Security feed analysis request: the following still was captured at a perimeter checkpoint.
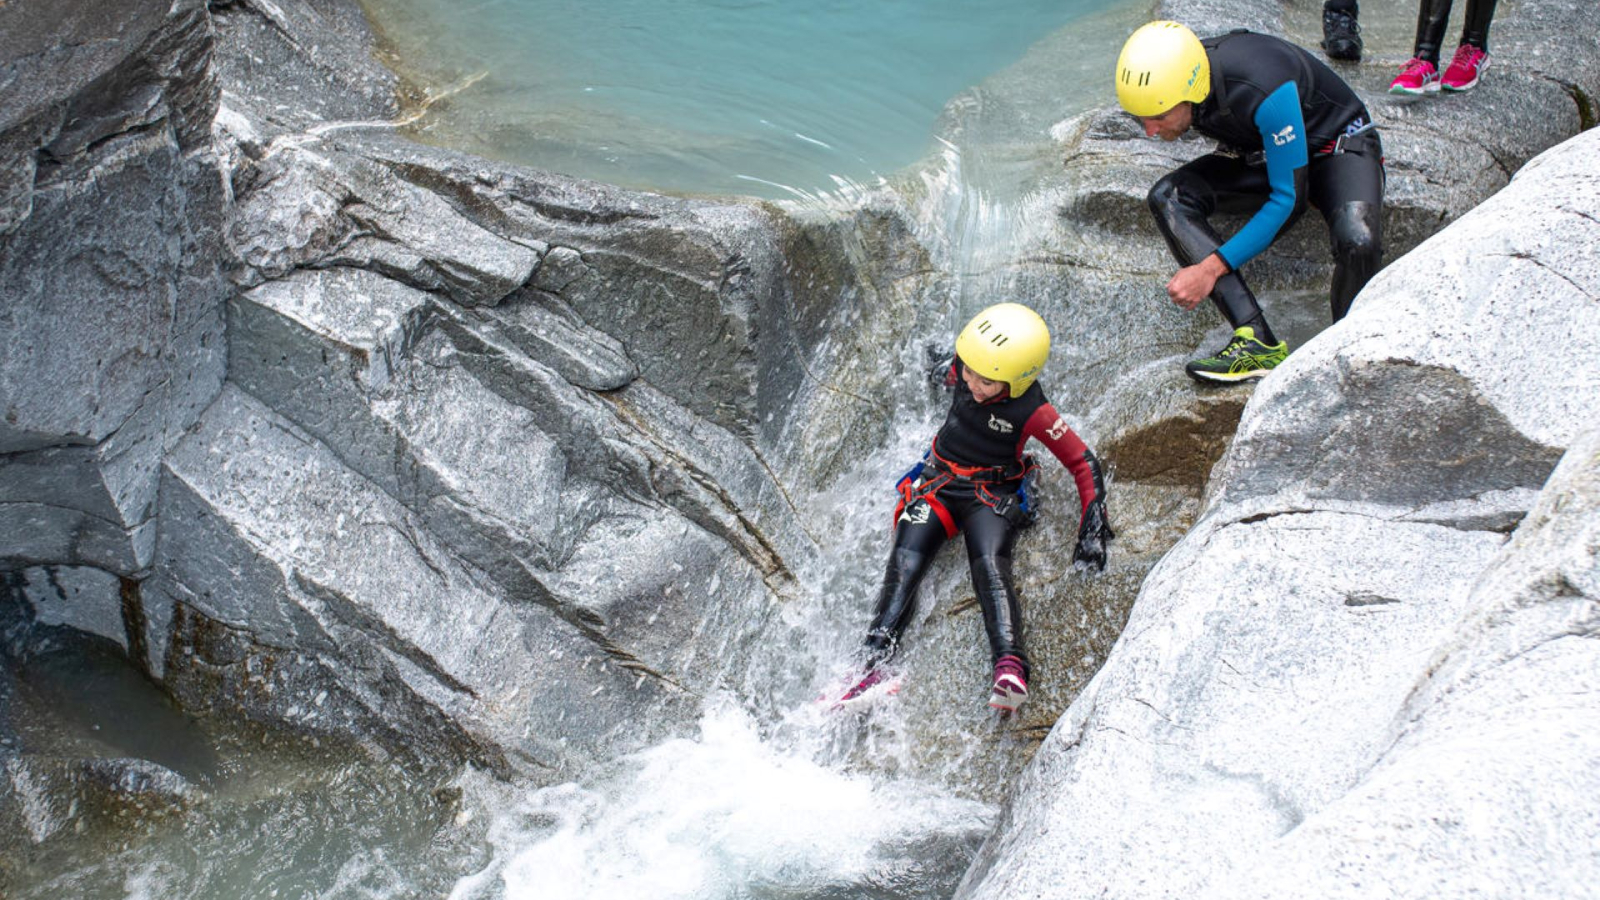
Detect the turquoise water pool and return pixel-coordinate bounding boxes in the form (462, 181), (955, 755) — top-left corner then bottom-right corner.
(362, 0), (1122, 198)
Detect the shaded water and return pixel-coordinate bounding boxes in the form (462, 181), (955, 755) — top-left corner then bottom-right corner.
(363, 0), (1123, 199)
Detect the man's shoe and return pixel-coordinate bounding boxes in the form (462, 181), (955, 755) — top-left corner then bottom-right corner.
(1441, 44), (1489, 91)
(1389, 58), (1441, 95)
(1320, 8), (1362, 61)
(1184, 327), (1289, 383)
(988, 655), (1028, 713)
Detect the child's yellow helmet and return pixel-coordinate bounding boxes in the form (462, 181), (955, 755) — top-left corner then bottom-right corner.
(955, 303), (1051, 396)
(1115, 21), (1211, 118)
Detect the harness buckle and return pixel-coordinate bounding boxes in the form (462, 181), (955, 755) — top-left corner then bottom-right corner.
(1330, 119), (1377, 156)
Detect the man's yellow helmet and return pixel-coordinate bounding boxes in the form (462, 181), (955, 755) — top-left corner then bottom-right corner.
(1115, 21), (1211, 118)
(955, 303), (1050, 397)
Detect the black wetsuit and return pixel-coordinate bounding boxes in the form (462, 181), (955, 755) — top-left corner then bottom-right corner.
(1148, 30), (1385, 337)
(862, 363), (1104, 679)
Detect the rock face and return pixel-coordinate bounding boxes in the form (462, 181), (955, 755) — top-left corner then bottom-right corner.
(954, 124), (1600, 900)
(3, 0), (821, 782)
(1, 0), (226, 584)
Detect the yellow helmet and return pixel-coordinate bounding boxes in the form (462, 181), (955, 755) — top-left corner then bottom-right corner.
(955, 303), (1050, 396)
(1115, 21), (1211, 117)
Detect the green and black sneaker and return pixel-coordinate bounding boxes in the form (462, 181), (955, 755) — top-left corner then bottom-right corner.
(1184, 327), (1289, 383)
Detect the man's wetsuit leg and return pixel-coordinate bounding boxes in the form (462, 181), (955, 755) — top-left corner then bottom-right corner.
(863, 504), (949, 665)
(1309, 132), (1385, 321)
(1148, 154), (1307, 342)
(959, 498), (1028, 677)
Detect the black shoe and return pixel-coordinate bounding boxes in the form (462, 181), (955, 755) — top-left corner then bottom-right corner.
(1321, 8), (1362, 61)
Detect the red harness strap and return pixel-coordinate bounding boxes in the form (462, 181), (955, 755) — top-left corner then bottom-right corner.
(893, 472), (959, 538)
(928, 446), (1024, 483)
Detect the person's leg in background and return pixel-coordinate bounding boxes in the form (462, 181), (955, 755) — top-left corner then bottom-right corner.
(1322, 0), (1362, 62)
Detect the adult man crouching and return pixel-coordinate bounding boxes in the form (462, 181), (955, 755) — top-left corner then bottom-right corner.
(1116, 21), (1385, 382)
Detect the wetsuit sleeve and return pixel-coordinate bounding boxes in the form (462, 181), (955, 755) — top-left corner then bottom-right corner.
(938, 358), (959, 388)
(1022, 403), (1098, 511)
(1215, 81), (1311, 271)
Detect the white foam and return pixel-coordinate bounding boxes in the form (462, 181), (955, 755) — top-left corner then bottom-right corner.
(450, 698), (992, 900)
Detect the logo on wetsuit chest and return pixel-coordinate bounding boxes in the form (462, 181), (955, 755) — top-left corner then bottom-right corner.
(987, 414), (1014, 434)
(1272, 125), (1298, 146)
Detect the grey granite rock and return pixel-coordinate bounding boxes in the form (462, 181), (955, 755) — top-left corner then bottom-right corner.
(336, 131), (800, 442)
(226, 139), (542, 305)
(153, 383), (704, 775)
(3, 566), (129, 652)
(1, 752), (200, 848)
(209, 0), (399, 132)
(457, 291), (639, 392)
(1205, 424), (1600, 900)
(1210, 124), (1600, 521)
(1, 0), (228, 578)
(5, 0), (1600, 880)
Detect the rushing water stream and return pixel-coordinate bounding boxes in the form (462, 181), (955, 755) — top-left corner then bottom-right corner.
(5, 1), (1147, 897)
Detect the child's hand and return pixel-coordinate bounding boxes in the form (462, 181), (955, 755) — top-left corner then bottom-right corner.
(1073, 499), (1114, 570)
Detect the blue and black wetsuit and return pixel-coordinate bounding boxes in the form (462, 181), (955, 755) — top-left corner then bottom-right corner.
(1148, 30), (1385, 336)
(862, 361), (1105, 679)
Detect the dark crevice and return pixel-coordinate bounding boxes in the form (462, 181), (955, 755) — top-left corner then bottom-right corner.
(120, 577), (151, 677)
(1545, 76), (1598, 131)
(1345, 592), (1402, 608)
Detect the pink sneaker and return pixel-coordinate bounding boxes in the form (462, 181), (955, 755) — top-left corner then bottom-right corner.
(1441, 44), (1489, 91)
(1389, 58), (1440, 95)
(839, 667), (888, 703)
(988, 655), (1028, 713)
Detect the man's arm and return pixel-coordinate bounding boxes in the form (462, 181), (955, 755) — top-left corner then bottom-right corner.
(1217, 80), (1311, 269)
(1166, 82), (1310, 308)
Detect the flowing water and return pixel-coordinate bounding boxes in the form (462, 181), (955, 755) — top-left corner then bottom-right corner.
(5, 1), (1150, 897)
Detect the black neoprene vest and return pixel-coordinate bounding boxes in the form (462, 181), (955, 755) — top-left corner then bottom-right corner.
(1194, 30), (1371, 152)
(931, 374), (1046, 470)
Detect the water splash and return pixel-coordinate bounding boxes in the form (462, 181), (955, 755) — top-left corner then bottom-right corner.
(448, 697), (993, 900)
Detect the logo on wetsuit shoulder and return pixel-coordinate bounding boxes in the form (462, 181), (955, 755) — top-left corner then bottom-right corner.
(1272, 125), (1298, 146)
(1046, 418), (1070, 441)
(987, 414), (1014, 434)
(900, 501), (931, 525)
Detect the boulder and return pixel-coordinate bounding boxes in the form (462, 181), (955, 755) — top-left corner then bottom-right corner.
(1208, 424), (1600, 898)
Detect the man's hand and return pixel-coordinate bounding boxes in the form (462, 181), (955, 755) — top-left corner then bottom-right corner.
(1166, 253), (1231, 310)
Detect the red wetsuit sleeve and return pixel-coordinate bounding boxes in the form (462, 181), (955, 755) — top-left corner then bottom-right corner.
(1022, 402), (1098, 511)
